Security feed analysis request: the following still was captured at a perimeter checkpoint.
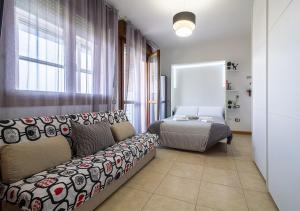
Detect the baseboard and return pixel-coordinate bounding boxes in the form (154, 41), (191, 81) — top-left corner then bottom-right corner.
(232, 131), (252, 135)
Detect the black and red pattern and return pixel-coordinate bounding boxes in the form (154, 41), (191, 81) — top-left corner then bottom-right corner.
(0, 110), (128, 145)
(0, 133), (158, 211)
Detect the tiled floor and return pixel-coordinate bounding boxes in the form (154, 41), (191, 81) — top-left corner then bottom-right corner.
(95, 135), (278, 211)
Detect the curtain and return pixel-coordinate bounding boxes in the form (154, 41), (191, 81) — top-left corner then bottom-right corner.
(124, 23), (147, 133)
(0, 0), (3, 36)
(0, 0), (118, 119)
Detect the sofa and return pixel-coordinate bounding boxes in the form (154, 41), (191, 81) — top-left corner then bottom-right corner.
(0, 110), (158, 211)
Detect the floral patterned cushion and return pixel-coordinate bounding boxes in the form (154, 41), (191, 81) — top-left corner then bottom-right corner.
(0, 133), (158, 211)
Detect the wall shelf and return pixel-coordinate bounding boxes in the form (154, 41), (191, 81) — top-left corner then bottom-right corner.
(226, 70), (240, 72)
(226, 90), (239, 92)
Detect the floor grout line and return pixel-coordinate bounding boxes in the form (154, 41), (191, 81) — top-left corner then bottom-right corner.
(234, 156), (251, 211)
(194, 160), (206, 210)
(140, 159), (175, 211)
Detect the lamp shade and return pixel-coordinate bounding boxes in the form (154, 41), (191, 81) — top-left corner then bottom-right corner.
(173, 11), (196, 37)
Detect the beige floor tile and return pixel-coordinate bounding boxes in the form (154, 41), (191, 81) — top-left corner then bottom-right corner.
(205, 143), (234, 158)
(142, 158), (173, 175)
(143, 194), (195, 211)
(168, 162), (204, 180)
(239, 173), (267, 192)
(232, 134), (252, 143)
(244, 190), (278, 211)
(155, 175), (200, 203)
(175, 151), (205, 165)
(156, 147), (181, 161)
(202, 167), (241, 188)
(196, 206), (220, 211)
(235, 160), (260, 175)
(232, 140), (252, 147)
(95, 187), (151, 211)
(197, 182), (248, 211)
(204, 157), (236, 171)
(125, 169), (165, 193)
(232, 151), (253, 161)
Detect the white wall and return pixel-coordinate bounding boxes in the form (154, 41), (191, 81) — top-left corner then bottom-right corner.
(161, 36), (252, 131)
(252, 0), (267, 179)
(171, 64), (225, 111)
(268, 0), (300, 210)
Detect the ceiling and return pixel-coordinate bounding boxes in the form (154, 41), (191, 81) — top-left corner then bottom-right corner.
(108, 0), (253, 48)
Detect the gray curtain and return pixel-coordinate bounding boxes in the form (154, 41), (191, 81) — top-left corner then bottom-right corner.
(124, 22), (147, 132)
(0, 0), (3, 36)
(0, 0), (118, 119)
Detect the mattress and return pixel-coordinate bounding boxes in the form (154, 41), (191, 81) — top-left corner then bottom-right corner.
(151, 116), (232, 152)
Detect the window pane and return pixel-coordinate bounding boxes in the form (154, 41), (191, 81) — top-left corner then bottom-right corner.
(87, 73), (93, 94)
(18, 60), (64, 92)
(18, 30), (30, 57)
(18, 60), (30, 90)
(125, 104), (134, 123)
(16, 3), (65, 93)
(76, 36), (93, 94)
(150, 103), (158, 124)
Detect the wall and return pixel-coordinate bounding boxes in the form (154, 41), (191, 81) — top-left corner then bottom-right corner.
(161, 36), (252, 131)
(267, 0), (300, 210)
(171, 64), (225, 111)
(252, 0), (267, 179)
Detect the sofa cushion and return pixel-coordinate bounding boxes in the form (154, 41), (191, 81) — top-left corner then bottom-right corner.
(0, 135), (71, 184)
(110, 122), (136, 142)
(0, 110), (128, 146)
(0, 133), (158, 211)
(71, 121), (115, 157)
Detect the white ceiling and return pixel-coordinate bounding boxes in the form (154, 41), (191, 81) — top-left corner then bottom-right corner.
(108, 0), (253, 48)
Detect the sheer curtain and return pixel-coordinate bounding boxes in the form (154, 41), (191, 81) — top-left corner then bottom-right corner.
(0, 0), (118, 119)
(124, 23), (147, 133)
(0, 0), (3, 36)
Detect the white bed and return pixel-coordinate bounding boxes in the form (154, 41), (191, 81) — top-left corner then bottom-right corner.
(149, 106), (232, 152)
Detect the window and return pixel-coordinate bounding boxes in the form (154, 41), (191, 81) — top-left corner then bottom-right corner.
(76, 36), (93, 94)
(123, 43), (135, 123)
(15, 0), (94, 94)
(16, 4), (65, 92)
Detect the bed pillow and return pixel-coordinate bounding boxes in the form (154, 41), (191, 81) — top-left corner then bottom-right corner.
(175, 106), (198, 116)
(197, 106), (224, 118)
(71, 121), (115, 157)
(110, 122), (136, 142)
(0, 135), (71, 184)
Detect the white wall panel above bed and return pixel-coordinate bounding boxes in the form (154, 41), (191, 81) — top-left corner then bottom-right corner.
(171, 63), (226, 113)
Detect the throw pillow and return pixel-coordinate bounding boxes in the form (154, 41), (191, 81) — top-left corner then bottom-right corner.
(1, 135), (71, 184)
(110, 121), (136, 142)
(70, 121), (115, 157)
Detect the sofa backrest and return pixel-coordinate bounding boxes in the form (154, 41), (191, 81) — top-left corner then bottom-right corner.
(0, 110), (128, 146)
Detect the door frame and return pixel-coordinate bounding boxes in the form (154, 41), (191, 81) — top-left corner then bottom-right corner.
(146, 50), (160, 127)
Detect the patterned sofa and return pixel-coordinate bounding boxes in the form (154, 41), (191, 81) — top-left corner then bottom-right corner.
(0, 110), (158, 211)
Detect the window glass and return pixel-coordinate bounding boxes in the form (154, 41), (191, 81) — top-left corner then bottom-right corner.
(16, 3), (65, 92)
(15, 1), (94, 94)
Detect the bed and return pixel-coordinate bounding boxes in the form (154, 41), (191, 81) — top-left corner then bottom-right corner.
(149, 106), (232, 152)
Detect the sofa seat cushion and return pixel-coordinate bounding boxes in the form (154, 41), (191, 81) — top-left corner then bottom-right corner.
(0, 133), (158, 211)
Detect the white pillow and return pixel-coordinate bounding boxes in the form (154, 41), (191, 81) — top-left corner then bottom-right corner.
(173, 115), (189, 121)
(175, 106), (198, 116)
(197, 106), (224, 118)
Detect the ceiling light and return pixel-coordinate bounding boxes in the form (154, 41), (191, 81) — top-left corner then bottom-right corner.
(173, 11), (196, 37)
